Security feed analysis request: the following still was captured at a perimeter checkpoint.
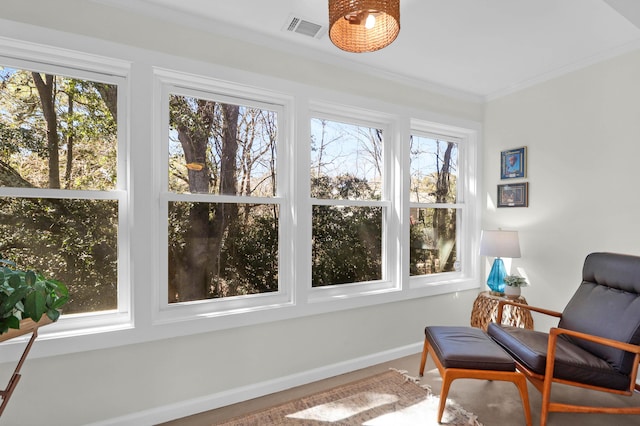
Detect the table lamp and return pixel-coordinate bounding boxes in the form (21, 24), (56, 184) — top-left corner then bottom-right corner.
(480, 230), (521, 293)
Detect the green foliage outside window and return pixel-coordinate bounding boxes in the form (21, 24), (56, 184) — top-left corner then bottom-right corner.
(0, 67), (119, 315)
(167, 95), (280, 302)
(310, 118), (384, 287)
(409, 136), (459, 275)
(0, 64), (463, 315)
(312, 203), (382, 287)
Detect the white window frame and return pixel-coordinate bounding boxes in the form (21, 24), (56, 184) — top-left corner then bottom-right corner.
(152, 68), (295, 325)
(0, 40), (132, 336)
(408, 119), (480, 291)
(0, 32), (481, 361)
(306, 101), (399, 303)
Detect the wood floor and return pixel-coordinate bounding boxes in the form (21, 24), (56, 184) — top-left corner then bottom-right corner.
(160, 352), (640, 426)
(160, 354), (421, 425)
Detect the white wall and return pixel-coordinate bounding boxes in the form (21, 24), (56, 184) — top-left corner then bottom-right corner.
(0, 2), (483, 425)
(2, 294), (476, 425)
(484, 48), (640, 329)
(7, 1), (640, 424)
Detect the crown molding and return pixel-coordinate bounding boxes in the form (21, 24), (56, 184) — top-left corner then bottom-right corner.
(486, 38), (640, 102)
(93, 0), (484, 104)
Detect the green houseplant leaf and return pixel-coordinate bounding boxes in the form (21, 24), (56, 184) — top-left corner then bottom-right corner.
(24, 270), (36, 287)
(4, 315), (20, 331)
(504, 274), (528, 287)
(0, 286), (29, 314)
(46, 308), (60, 322)
(24, 290), (46, 322)
(0, 259), (68, 333)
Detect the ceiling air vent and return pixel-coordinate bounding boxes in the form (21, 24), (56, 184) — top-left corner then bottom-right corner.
(283, 15), (326, 39)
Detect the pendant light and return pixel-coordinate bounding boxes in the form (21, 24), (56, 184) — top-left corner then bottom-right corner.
(328, 0), (400, 53)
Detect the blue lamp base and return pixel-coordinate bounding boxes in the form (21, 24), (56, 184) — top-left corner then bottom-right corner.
(487, 258), (507, 293)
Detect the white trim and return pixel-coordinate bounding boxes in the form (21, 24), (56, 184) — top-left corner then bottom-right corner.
(310, 198), (391, 207)
(153, 67), (294, 107)
(309, 99), (398, 127)
(410, 202), (462, 209)
(84, 341), (423, 426)
(152, 69), (296, 324)
(0, 35), (130, 78)
(161, 193), (283, 205)
(308, 282), (401, 305)
(94, 0), (484, 104)
(407, 119), (481, 290)
(306, 102), (396, 298)
(486, 39), (640, 101)
(0, 187), (125, 200)
(0, 40), (133, 348)
(0, 27), (482, 363)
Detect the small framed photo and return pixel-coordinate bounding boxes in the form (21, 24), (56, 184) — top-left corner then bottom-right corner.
(501, 147), (527, 179)
(497, 183), (529, 208)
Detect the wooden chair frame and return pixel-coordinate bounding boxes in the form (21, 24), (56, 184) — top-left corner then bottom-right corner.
(496, 299), (640, 426)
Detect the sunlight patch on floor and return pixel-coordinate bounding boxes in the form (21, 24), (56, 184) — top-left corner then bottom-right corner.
(365, 398), (453, 425)
(286, 392), (399, 422)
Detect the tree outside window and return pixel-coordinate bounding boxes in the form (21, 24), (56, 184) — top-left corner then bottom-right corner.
(167, 94), (279, 303)
(0, 66), (119, 314)
(409, 135), (459, 276)
(310, 117), (384, 287)
(0, 48), (479, 352)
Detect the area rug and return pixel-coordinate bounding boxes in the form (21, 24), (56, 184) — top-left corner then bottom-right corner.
(216, 369), (482, 425)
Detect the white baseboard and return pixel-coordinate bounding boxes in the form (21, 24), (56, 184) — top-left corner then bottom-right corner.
(87, 341), (423, 426)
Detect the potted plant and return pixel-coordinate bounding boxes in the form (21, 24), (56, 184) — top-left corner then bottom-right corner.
(503, 274), (527, 299)
(0, 259), (69, 335)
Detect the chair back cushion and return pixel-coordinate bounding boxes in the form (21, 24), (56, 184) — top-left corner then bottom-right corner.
(558, 252), (640, 375)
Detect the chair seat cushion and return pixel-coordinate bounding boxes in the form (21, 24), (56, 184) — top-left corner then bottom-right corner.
(488, 323), (631, 391)
(425, 326), (515, 371)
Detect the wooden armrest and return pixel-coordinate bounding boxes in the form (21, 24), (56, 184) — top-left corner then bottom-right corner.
(546, 327), (640, 392)
(550, 327), (640, 355)
(496, 300), (563, 324)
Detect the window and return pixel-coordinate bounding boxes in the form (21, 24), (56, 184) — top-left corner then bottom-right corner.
(409, 120), (477, 286)
(0, 63), (126, 318)
(409, 135), (459, 276)
(309, 109), (392, 294)
(0, 37), (479, 359)
(167, 94), (279, 303)
(156, 70), (292, 318)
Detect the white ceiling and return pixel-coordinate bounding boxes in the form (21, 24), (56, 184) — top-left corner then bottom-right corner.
(99, 0), (640, 100)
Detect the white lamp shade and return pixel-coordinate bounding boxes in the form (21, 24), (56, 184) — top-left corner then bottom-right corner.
(480, 230), (521, 258)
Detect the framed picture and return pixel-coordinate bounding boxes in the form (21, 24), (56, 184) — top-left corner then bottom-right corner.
(501, 147), (527, 179)
(497, 182), (529, 208)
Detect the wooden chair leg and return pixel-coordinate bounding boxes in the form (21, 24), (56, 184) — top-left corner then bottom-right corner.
(419, 337), (429, 376)
(540, 384), (551, 426)
(513, 374), (532, 426)
(438, 371), (454, 423)
(539, 336), (558, 426)
(419, 330), (532, 425)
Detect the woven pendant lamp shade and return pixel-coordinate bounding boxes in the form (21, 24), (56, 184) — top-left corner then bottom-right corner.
(329, 0), (400, 53)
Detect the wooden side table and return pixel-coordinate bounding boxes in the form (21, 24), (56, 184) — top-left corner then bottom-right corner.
(470, 291), (534, 331)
